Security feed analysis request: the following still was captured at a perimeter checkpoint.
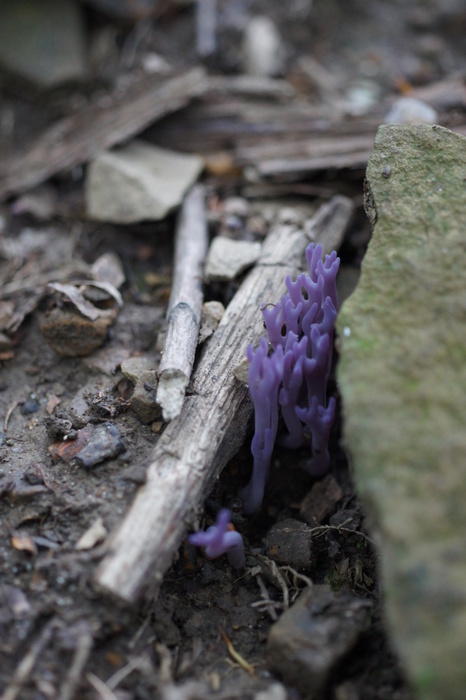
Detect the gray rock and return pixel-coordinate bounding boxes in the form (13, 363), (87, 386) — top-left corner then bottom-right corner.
(299, 474), (343, 525)
(75, 422), (125, 469)
(205, 237), (261, 281)
(264, 518), (313, 572)
(267, 585), (371, 700)
(121, 356), (161, 424)
(0, 0), (87, 89)
(85, 141), (204, 224)
(337, 124), (466, 700)
(384, 97), (438, 124)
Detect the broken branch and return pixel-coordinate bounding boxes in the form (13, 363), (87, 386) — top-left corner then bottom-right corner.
(156, 185), (208, 421)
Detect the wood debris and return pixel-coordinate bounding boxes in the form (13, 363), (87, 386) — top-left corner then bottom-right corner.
(156, 185), (209, 422)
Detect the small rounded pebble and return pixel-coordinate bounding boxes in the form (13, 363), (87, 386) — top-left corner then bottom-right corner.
(20, 400), (40, 415)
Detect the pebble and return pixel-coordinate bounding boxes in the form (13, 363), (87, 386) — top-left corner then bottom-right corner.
(267, 585), (372, 700)
(121, 356), (161, 424)
(384, 97), (438, 125)
(20, 400), (40, 415)
(299, 474), (344, 525)
(75, 422), (125, 469)
(264, 518), (313, 572)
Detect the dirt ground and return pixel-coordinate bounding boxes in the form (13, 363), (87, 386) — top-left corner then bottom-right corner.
(0, 1), (465, 698)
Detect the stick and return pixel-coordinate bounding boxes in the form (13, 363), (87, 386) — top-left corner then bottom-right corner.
(156, 185), (208, 421)
(59, 622), (94, 700)
(95, 196), (353, 604)
(0, 68), (207, 201)
(0, 618), (58, 700)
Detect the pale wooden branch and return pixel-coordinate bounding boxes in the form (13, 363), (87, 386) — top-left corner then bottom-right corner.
(156, 185), (208, 421)
(95, 196), (353, 605)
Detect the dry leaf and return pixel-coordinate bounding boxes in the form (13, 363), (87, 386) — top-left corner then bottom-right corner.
(11, 532), (37, 555)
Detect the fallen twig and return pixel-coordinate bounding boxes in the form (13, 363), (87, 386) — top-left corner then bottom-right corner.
(156, 185), (208, 421)
(86, 673), (119, 700)
(95, 196), (353, 604)
(59, 622), (94, 700)
(0, 618), (58, 700)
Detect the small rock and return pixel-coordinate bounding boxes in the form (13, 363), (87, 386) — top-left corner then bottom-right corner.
(83, 346), (131, 376)
(242, 16), (285, 77)
(75, 422), (125, 469)
(264, 518), (313, 572)
(43, 416), (74, 441)
(205, 237), (261, 281)
(20, 400), (40, 415)
(120, 356), (154, 384)
(328, 509), (362, 532)
(91, 252), (125, 289)
(66, 385), (95, 429)
(0, 0), (87, 89)
(199, 301), (225, 343)
(267, 585), (371, 700)
(299, 474), (344, 525)
(49, 425), (92, 463)
(76, 517), (107, 550)
(254, 683), (288, 700)
(384, 97), (438, 125)
(223, 197), (251, 218)
(40, 306), (116, 357)
(85, 141), (204, 224)
(121, 356), (161, 423)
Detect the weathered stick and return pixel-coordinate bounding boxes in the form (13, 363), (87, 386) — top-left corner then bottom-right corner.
(95, 196), (353, 604)
(0, 67), (207, 201)
(156, 185), (208, 421)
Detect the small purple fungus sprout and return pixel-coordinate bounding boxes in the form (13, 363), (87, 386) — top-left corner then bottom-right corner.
(188, 509), (245, 569)
(241, 243), (340, 514)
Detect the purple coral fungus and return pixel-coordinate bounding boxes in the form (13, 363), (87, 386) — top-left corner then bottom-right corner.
(188, 509), (245, 569)
(241, 243), (340, 514)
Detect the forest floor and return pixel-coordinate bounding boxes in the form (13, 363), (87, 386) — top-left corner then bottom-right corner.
(0, 1), (465, 698)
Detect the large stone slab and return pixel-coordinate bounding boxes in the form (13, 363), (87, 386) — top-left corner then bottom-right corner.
(85, 141), (204, 224)
(337, 124), (466, 700)
(0, 0), (87, 89)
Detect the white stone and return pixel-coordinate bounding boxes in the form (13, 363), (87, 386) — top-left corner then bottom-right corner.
(205, 237), (261, 281)
(384, 97), (438, 125)
(242, 16), (285, 77)
(85, 141), (204, 223)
